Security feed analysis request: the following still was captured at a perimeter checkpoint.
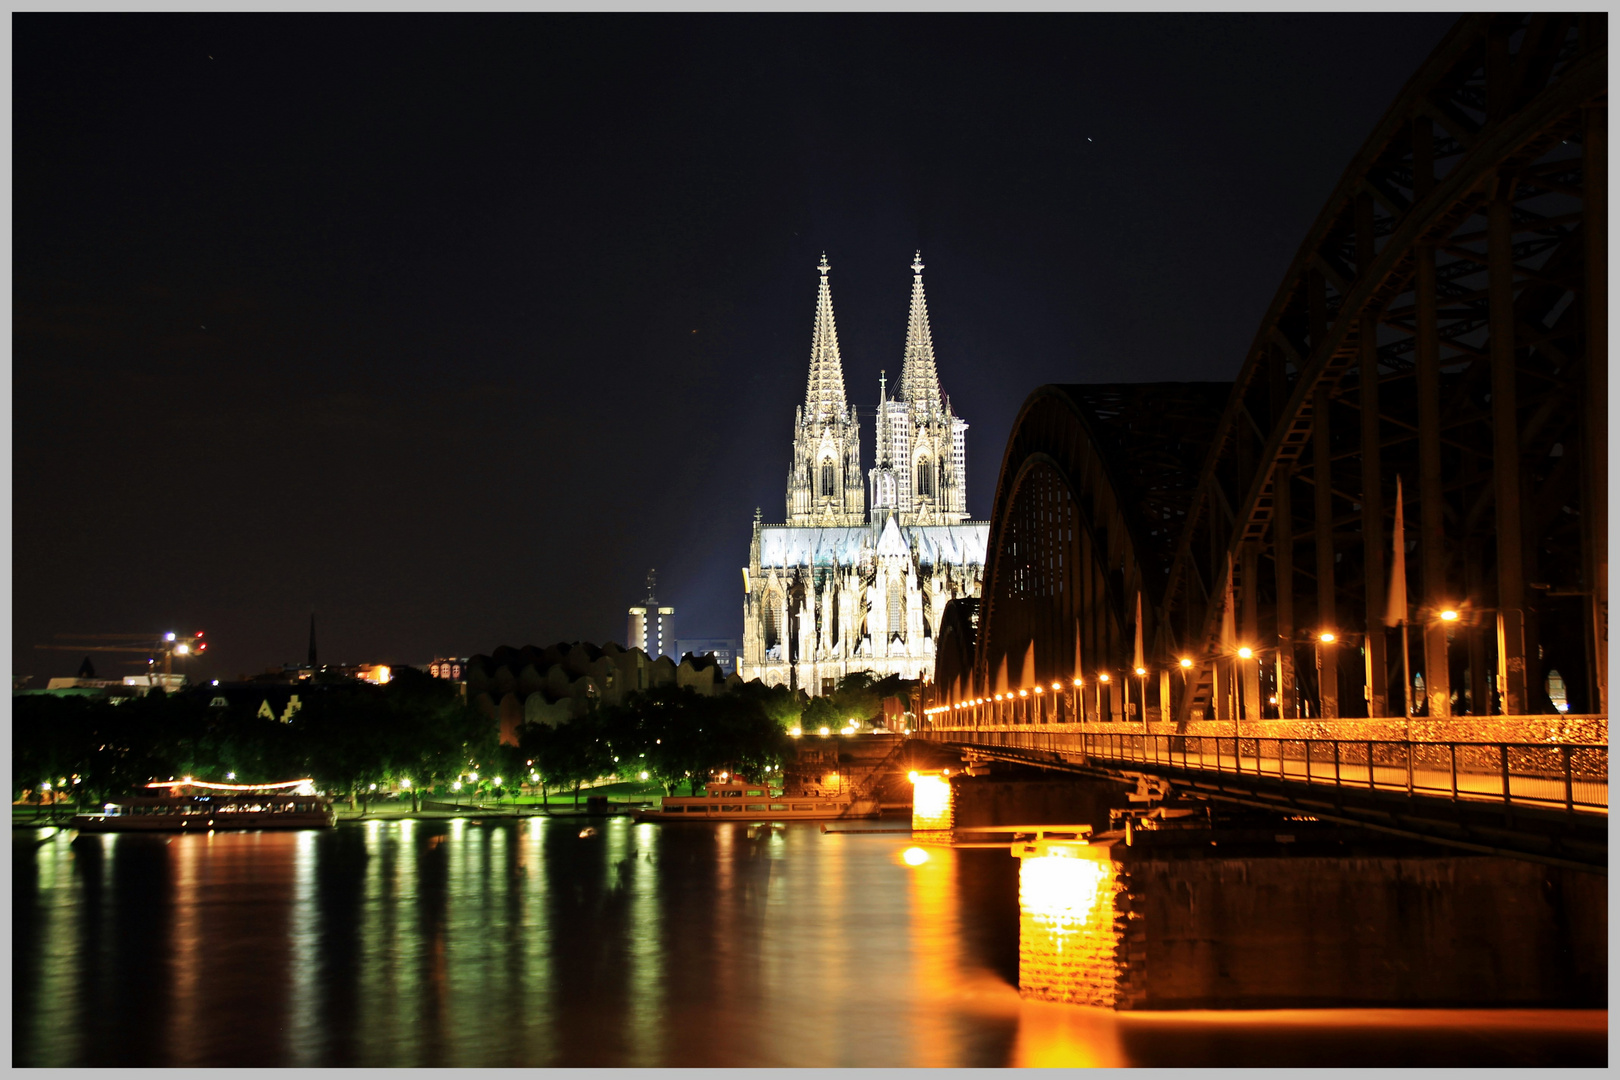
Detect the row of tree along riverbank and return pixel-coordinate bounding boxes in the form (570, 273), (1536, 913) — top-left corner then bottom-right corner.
(13, 665), (917, 809)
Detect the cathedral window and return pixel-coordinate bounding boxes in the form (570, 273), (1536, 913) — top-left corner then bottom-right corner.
(916, 456), (932, 498)
(888, 580), (904, 637)
(764, 593), (782, 650)
(820, 461), (835, 497)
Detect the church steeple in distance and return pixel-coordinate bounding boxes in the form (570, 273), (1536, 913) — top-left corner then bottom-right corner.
(804, 253), (848, 420)
(787, 253), (864, 526)
(898, 251), (944, 414)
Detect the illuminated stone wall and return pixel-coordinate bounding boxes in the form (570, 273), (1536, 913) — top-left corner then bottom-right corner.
(1016, 843), (1143, 1008)
(910, 773), (954, 833)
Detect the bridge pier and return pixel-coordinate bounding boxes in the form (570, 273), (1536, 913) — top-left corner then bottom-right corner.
(1011, 823), (1606, 1011)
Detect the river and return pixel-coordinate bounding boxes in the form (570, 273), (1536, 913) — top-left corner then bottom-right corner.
(13, 818), (1604, 1066)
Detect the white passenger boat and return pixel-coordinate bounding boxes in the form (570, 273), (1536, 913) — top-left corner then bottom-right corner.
(635, 776), (879, 822)
(71, 793), (337, 832)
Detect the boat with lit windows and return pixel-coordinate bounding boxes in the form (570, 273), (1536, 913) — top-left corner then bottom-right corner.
(635, 775), (879, 822)
(70, 778), (336, 832)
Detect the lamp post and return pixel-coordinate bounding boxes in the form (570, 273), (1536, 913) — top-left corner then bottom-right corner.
(1315, 632), (1337, 720)
(1135, 666), (1148, 727)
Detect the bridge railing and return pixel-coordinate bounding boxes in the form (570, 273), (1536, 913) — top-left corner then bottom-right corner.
(923, 727), (1608, 816)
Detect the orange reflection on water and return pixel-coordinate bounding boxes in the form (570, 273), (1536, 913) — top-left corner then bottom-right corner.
(905, 840), (961, 1067)
(1011, 998), (1126, 1067)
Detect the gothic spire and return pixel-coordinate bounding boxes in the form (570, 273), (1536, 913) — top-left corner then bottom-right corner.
(803, 253), (848, 419)
(898, 251), (943, 412)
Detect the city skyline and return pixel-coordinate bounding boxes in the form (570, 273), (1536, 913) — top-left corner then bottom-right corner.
(14, 14), (1459, 679)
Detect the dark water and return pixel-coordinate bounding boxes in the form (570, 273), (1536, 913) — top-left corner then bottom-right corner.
(13, 819), (1605, 1067)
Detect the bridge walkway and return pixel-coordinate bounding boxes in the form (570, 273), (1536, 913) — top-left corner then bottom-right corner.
(919, 726), (1607, 873)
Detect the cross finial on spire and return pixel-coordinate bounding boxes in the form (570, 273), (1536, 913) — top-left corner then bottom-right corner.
(818, 252), (830, 276)
(912, 251), (924, 276)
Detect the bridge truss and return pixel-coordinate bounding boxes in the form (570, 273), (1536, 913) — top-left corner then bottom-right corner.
(942, 14), (1606, 729)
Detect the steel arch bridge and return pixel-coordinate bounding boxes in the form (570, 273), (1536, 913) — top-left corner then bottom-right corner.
(934, 12), (1605, 729)
(920, 15), (1606, 865)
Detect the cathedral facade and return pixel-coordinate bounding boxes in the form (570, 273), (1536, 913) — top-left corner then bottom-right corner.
(740, 253), (988, 695)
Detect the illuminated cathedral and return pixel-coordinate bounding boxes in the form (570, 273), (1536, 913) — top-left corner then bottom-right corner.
(740, 253), (987, 695)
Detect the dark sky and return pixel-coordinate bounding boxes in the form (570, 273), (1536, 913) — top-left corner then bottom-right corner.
(14, 13), (1460, 681)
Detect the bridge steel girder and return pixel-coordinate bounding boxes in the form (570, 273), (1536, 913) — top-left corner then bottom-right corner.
(935, 14), (1606, 735)
(1154, 13), (1607, 724)
(969, 383), (1226, 721)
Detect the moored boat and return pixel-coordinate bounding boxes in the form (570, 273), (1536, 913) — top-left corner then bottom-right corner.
(71, 792), (336, 832)
(635, 776), (879, 822)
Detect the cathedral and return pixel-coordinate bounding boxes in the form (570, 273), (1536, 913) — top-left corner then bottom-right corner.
(739, 253), (988, 695)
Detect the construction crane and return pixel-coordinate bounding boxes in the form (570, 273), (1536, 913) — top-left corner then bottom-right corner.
(35, 631), (208, 686)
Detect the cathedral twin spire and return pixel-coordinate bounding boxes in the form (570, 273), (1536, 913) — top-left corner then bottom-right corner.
(789, 251), (968, 527)
(897, 252), (944, 415)
(804, 253), (848, 420)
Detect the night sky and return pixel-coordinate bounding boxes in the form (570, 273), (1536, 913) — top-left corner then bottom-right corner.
(14, 14), (1460, 681)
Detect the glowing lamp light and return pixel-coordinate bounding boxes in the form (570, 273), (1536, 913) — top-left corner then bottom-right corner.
(994, 694), (1004, 702)
(1072, 679), (1082, 688)
(1440, 609), (1460, 622)
(1319, 631), (1337, 644)
(1052, 682), (1063, 691)
(174, 644), (190, 655)
(226, 772), (236, 780)
(902, 847), (930, 866)
(639, 771), (649, 780)
(789, 726), (802, 737)
(1237, 646), (1253, 660)
(468, 772), (478, 782)
(1033, 686), (1042, 694)
(818, 726), (830, 737)
(452, 781), (462, 791)
(1179, 658), (1193, 669)
(493, 777), (503, 786)
(1098, 674), (1110, 684)
(1135, 667), (1147, 676)
(908, 771), (920, 783)
(40, 782), (51, 792)
(164, 633), (177, 642)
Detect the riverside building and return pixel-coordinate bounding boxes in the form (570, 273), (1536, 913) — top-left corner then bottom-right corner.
(740, 253), (988, 695)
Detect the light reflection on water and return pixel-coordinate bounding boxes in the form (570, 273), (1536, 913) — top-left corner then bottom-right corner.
(12, 822), (1606, 1067)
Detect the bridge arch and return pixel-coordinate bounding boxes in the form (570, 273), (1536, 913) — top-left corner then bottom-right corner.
(936, 14), (1606, 728)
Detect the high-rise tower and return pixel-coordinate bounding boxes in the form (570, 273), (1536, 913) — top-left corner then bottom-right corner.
(786, 255), (865, 526)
